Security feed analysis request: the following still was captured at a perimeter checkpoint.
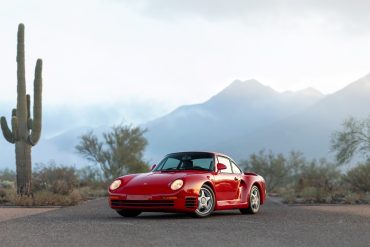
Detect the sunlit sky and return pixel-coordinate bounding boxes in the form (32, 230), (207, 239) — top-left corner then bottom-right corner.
(1, 0), (370, 123)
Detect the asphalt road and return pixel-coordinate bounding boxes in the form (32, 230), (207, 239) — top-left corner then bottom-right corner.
(0, 198), (369, 247)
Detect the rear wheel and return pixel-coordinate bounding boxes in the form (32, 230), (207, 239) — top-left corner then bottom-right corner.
(240, 185), (260, 214)
(193, 184), (215, 218)
(116, 210), (141, 217)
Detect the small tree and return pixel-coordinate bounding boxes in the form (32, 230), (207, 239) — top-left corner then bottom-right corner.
(331, 116), (370, 164)
(76, 125), (149, 181)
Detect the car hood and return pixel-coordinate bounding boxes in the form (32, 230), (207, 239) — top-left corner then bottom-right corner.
(118, 171), (207, 195)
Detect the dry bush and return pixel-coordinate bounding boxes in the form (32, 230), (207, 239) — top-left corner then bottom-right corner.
(33, 163), (79, 195)
(343, 161), (370, 193)
(78, 186), (107, 200)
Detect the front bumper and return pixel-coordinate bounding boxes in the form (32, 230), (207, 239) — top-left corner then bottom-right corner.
(109, 191), (198, 213)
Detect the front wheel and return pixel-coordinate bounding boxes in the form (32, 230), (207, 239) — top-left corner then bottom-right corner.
(193, 184), (215, 218)
(116, 210), (141, 217)
(240, 185), (260, 214)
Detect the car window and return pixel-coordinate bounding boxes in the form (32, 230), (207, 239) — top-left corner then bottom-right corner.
(155, 152), (214, 171)
(193, 158), (214, 170)
(231, 161), (242, 174)
(217, 156), (232, 173)
(161, 157), (181, 170)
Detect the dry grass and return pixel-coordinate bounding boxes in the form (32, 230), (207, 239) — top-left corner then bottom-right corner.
(1, 188), (84, 206)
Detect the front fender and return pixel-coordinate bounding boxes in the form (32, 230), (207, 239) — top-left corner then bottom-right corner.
(182, 174), (214, 196)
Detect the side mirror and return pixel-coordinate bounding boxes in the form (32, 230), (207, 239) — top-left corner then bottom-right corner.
(217, 163), (227, 172)
(151, 164), (157, 171)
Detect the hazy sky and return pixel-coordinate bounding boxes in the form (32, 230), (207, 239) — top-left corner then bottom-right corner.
(1, 0), (370, 123)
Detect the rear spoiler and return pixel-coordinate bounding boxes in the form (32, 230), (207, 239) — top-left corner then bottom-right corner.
(244, 171), (258, 176)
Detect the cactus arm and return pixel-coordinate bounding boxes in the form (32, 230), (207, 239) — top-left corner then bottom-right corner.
(28, 59), (42, 146)
(1, 117), (15, 143)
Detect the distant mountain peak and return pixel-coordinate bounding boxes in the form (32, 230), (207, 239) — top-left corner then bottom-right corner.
(227, 78), (271, 89)
(296, 87), (324, 97)
(203, 79), (278, 106)
(219, 79), (277, 96)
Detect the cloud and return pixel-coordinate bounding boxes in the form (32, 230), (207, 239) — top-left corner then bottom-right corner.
(123, 0), (370, 34)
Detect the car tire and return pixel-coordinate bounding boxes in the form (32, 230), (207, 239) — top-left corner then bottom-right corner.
(116, 210), (142, 217)
(193, 184), (216, 218)
(240, 185), (260, 214)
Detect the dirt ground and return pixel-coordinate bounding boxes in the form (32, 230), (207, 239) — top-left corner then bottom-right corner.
(0, 208), (58, 222)
(300, 204), (370, 218)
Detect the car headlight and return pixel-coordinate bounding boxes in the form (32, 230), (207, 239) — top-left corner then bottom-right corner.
(109, 179), (122, 191)
(170, 179), (184, 190)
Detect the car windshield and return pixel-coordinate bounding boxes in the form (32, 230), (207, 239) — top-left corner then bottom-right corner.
(154, 152), (214, 172)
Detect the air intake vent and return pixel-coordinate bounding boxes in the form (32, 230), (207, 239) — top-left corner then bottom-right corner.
(111, 200), (175, 207)
(185, 197), (197, 208)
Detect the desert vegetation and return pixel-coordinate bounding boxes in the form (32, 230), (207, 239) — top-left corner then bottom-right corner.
(0, 124), (149, 206)
(75, 125), (149, 181)
(241, 116), (370, 204)
(241, 151), (370, 204)
(0, 163), (107, 206)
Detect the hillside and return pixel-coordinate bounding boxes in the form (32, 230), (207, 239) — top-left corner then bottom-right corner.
(143, 79), (324, 162)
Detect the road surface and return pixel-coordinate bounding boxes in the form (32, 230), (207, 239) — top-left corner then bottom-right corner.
(0, 198), (369, 247)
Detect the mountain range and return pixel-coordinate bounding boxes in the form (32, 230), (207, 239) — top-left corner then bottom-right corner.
(144, 74), (370, 163)
(1, 73), (370, 169)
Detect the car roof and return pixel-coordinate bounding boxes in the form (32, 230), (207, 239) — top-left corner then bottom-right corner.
(166, 151), (232, 159)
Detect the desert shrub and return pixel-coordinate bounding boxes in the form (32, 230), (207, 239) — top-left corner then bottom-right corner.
(33, 190), (82, 206)
(33, 162), (79, 195)
(1, 188), (82, 206)
(6, 190), (33, 206)
(0, 169), (16, 189)
(0, 169), (16, 181)
(0, 180), (15, 189)
(294, 159), (341, 202)
(343, 161), (370, 192)
(241, 150), (289, 192)
(0, 188), (6, 202)
(79, 186), (107, 199)
(78, 166), (104, 189)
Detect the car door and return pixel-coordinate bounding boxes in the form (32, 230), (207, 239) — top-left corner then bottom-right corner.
(214, 156), (240, 201)
(230, 160), (243, 200)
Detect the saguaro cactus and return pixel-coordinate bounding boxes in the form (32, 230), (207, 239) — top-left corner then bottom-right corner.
(1, 24), (42, 196)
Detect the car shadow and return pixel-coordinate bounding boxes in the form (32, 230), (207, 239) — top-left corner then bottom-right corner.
(109, 210), (245, 221)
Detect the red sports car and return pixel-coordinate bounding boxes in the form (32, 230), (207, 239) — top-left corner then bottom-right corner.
(109, 151), (266, 218)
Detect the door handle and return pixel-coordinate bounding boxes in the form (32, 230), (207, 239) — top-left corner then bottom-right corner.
(234, 177), (240, 181)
